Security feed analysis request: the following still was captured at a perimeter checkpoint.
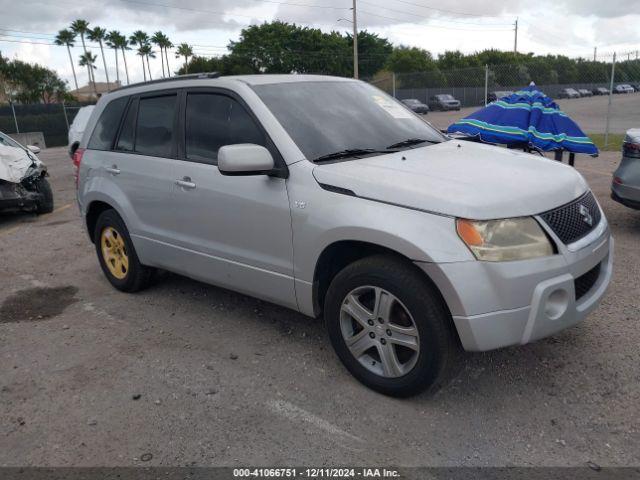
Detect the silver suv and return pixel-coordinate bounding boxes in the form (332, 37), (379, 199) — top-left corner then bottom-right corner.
(76, 74), (613, 397)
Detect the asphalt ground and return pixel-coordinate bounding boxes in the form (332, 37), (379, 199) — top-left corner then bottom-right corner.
(0, 146), (638, 467)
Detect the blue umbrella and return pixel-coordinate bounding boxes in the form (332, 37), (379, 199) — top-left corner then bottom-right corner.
(447, 83), (598, 155)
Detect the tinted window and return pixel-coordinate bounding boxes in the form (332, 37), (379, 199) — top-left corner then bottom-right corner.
(116, 99), (136, 152)
(135, 95), (176, 157)
(185, 93), (265, 163)
(88, 97), (128, 150)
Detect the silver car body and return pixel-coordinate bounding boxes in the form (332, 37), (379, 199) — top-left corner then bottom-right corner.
(612, 128), (640, 209)
(77, 74), (613, 352)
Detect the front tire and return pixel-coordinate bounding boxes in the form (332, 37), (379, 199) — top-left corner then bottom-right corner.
(94, 209), (154, 292)
(324, 255), (459, 397)
(34, 176), (54, 214)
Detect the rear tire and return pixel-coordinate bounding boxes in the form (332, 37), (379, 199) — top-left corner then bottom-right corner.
(324, 254), (459, 397)
(35, 177), (54, 214)
(94, 209), (154, 292)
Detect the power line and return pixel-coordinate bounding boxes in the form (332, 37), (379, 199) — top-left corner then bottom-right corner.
(358, 0), (513, 26)
(358, 9), (513, 31)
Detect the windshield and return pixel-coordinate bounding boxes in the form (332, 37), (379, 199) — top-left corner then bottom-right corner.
(0, 132), (23, 150)
(437, 94), (454, 100)
(252, 80), (445, 161)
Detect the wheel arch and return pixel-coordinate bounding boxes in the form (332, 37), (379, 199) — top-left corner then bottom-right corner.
(311, 240), (452, 321)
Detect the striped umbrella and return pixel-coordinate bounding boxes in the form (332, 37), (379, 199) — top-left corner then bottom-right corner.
(447, 83), (598, 155)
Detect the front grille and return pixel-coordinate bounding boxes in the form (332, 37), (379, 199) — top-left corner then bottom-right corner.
(539, 191), (601, 244)
(574, 263), (601, 301)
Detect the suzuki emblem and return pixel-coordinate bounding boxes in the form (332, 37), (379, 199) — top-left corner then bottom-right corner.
(579, 204), (593, 227)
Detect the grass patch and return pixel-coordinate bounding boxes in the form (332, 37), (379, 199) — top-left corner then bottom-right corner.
(589, 133), (624, 152)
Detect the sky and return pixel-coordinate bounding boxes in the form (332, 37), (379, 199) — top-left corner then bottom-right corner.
(0, 0), (639, 89)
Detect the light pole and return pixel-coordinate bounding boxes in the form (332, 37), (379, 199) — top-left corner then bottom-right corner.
(352, 0), (358, 79)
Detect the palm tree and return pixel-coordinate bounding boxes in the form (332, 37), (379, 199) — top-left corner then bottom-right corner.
(70, 19), (91, 87)
(163, 37), (173, 76)
(141, 44), (155, 80)
(129, 30), (149, 82)
(79, 51), (99, 98)
(176, 43), (193, 73)
(117, 34), (131, 85)
(54, 29), (79, 90)
(105, 31), (121, 85)
(87, 26), (110, 90)
(151, 31), (166, 77)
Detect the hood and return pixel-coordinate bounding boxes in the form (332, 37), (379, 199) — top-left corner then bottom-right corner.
(0, 145), (36, 183)
(312, 140), (588, 220)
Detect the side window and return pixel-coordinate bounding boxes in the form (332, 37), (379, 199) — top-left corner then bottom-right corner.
(115, 99), (136, 152)
(229, 99), (265, 146)
(185, 93), (230, 163)
(185, 92), (266, 163)
(87, 97), (128, 150)
(135, 95), (177, 158)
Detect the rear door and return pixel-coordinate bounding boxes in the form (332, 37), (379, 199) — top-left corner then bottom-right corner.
(110, 91), (180, 259)
(166, 88), (296, 308)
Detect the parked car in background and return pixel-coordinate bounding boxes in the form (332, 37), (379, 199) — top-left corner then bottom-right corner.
(578, 89), (593, 97)
(400, 98), (429, 114)
(427, 94), (461, 111)
(592, 87), (609, 95)
(68, 105), (95, 158)
(76, 74), (613, 397)
(487, 90), (514, 102)
(558, 88), (580, 99)
(612, 128), (640, 210)
(0, 131), (53, 214)
(614, 84), (634, 94)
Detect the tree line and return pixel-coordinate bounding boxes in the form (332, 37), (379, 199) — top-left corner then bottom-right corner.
(2, 19), (638, 104)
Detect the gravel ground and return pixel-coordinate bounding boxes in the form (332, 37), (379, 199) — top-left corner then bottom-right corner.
(0, 147), (638, 467)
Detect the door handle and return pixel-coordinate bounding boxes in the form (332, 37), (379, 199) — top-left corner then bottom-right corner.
(176, 176), (196, 189)
(105, 165), (121, 175)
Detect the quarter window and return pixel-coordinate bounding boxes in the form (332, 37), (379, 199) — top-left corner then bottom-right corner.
(185, 93), (265, 163)
(135, 95), (177, 158)
(88, 97), (128, 150)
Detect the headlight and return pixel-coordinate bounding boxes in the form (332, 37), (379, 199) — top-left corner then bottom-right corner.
(456, 217), (554, 261)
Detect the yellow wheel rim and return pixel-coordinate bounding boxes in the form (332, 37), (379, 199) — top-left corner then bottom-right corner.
(100, 226), (129, 280)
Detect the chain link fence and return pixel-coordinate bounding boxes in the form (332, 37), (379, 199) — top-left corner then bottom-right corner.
(371, 55), (640, 149)
(0, 102), (93, 147)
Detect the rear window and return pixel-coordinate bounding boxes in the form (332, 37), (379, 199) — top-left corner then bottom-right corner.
(135, 95), (177, 158)
(88, 97), (128, 150)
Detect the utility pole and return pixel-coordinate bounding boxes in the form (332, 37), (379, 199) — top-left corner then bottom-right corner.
(593, 47), (597, 62)
(513, 18), (518, 54)
(352, 0), (358, 79)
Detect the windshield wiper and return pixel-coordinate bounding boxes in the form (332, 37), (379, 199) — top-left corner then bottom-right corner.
(313, 148), (396, 163)
(386, 138), (436, 149)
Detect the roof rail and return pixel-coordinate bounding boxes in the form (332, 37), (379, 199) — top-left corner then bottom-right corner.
(111, 72), (221, 92)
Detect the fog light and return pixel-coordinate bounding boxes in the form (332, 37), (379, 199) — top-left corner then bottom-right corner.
(544, 289), (569, 320)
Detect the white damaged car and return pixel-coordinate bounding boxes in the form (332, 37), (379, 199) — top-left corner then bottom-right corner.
(0, 131), (53, 214)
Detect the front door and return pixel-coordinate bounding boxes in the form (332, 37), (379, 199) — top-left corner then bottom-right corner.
(166, 90), (296, 309)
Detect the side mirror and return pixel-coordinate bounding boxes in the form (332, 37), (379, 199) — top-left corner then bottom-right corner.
(218, 144), (275, 176)
(28, 145), (41, 154)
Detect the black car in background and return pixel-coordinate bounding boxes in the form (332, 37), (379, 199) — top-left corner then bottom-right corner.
(400, 98), (430, 114)
(427, 94), (461, 111)
(487, 90), (514, 102)
(593, 87), (609, 95)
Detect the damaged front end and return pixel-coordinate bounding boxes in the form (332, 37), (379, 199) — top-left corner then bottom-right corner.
(0, 166), (48, 213)
(0, 142), (52, 214)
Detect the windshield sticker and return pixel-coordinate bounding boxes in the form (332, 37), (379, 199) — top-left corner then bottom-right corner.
(372, 95), (414, 119)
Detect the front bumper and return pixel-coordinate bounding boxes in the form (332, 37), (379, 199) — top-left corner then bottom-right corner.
(419, 219), (613, 351)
